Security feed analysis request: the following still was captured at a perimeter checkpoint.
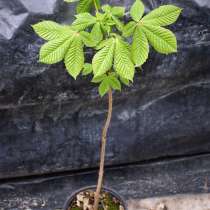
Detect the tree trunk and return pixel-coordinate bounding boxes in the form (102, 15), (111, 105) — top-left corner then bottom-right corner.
(93, 89), (113, 210)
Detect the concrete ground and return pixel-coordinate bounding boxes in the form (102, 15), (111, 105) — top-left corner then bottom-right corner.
(128, 194), (210, 210)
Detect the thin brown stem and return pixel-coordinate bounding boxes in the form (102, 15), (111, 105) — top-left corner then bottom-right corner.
(93, 89), (113, 210)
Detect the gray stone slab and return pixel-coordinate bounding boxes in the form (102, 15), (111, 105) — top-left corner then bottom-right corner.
(0, 154), (210, 209)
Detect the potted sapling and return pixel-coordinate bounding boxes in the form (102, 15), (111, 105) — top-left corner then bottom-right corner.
(32, 0), (182, 209)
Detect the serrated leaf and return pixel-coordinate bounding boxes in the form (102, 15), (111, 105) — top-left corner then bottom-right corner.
(91, 74), (107, 83)
(32, 21), (73, 41)
(99, 79), (110, 97)
(80, 31), (96, 47)
(64, 36), (84, 79)
(108, 75), (121, 90)
(91, 23), (103, 44)
(130, 0), (145, 22)
(72, 13), (96, 30)
(123, 21), (136, 37)
(95, 39), (111, 50)
(111, 6), (125, 17)
(112, 16), (124, 31)
(114, 38), (134, 81)
(141, 5), (182, 26)
(76, 0), (92, 13)
(82, 63), (93, 75)
(39, 36), (71, 64)
(131, 26), (149, 66)
(92, 38), (115, 77)
(142, 24), (177, 54)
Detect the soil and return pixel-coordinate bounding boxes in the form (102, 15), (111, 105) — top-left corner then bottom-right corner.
(68, 189), (125, 210)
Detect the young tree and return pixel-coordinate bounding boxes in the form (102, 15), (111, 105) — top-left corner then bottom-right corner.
(32, 0), (182, 209)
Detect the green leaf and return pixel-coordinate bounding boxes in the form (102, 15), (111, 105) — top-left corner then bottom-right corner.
(114, 38), (134, 81)
(92, 38), (115, 77)
(95, 39), (111, 50)
(131, 26), (149, 66)
(80, 31), (96, 47)
(142, 24), (177, 54)
(91, 74), (107, 83)
(108, 75), (121, 90)
(64, 36), (84, 79)
(112, 16), (124, 31)
(39, 36), (71, 64)
(72, 13), (96, 30)
(102, 5), (111, 13)
(99, 79), (110, 97)
(111, 6), (125, 17)
(130, 0), (145, 22)
(82, 63), (93, 75)
(123, 21), (136, 37)
(120, 77), (130, 86)
(91, 23), (103, 44)
(76, 0), (92, 13)
(101, 24), (111, 34)
(105, 19), (116, 26)
(141, 5), (182, 26)
(32, 21), (73, 41)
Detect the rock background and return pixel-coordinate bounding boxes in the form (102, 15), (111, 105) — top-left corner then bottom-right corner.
(0, 0), (210, 181)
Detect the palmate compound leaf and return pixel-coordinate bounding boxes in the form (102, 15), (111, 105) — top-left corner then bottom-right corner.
(128, 2), (181, 62)
(64, 35), (84, 79)
(130, 0), (145, 22)
(142, 24), (177, 54)
(131, 26), (149, 66)
(39, 36), (72, 64)
(141, 5), (182, 26)
(32, 21), (73, 41)
(114, 38), (135, 81)
(92, 38), (115, 77)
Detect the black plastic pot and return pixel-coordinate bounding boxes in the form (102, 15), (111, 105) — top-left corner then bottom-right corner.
(64, 185), (127, 210)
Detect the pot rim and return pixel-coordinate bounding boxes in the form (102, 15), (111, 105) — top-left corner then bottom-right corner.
(64, 185), (127, 210)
